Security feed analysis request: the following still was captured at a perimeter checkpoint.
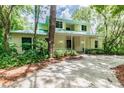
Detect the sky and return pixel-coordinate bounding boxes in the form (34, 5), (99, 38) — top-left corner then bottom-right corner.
(57, 5), (89, 19)
(57, 5), (80, 19)
(27, 5), (88, 23)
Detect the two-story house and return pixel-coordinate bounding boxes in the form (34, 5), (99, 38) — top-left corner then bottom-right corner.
(10, 17), (103, 53)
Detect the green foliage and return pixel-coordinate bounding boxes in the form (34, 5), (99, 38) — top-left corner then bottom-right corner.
(0, 39), (49, 69)
(11, 16), (26, 30)
(0, 50), (42, 69)
(0, 55), (18, 69)
(54, 49), (65, 58)
(35, 39), (48, 58)
(68, 49), (78, 56)
(11, 5), (33, 30)
(110, 46), (124, 55)
(72, 7), (91, 22)
(91, 5), (107, 14)
(0, 30), (3, 51)
(91, 5), (124, 55)
(111, 5), (124, 16)
(85, 48), (105, 55)
(117, 47), (124, 55)
(54, 49), (78, 58)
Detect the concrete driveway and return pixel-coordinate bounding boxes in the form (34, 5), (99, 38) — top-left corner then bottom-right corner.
(6, 55), (124, 88)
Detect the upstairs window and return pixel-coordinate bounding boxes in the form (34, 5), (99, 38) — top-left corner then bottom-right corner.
(56, 21), (63, 28)
(22, 37), (32, 51)
(81, 25), (87, 31)
(66, 27), (71, 30)
(95, 40), (98, 48)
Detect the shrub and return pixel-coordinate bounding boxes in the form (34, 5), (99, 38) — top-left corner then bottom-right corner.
(54, 49), (78, 58)
(64, 50), (71, 56)
(70, 50), (78, 56)
(116, 47), (124, 55)
(54, 49), (65, 58)
(35, 39), (48, 58)
(85, 48), (105, 54)
(0, 55), (19, 69)
(0, 40), (49, 69)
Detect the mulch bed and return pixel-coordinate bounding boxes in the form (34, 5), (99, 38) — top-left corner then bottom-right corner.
(111, 64), (124, 86)
(0, 55), (83, 87)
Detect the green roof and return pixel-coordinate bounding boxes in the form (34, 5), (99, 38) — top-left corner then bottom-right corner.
(10, 30), (48, 35)
(10, 29), (96, 36)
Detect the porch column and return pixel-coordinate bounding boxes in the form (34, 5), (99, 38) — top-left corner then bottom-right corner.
(71, 35), (73, 50)
(84, 41), (85, 54)
(84, 37), (86, 54)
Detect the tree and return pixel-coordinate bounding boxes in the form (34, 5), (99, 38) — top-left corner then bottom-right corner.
(0, 5), (32, 53)
(74, 5), (124, 54)
(92, 5), (110, 53)
(48, 5), (56, 58)
(0, 5), (15, 52)
(72, 6), (98, 34)
(33, 5), (40, 49)
(92, 5), (124, 54)
(72, 7), (92, 23)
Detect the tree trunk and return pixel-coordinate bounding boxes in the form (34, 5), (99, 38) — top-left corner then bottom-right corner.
(48, 5), (56, 58)
(33, 5), (40, 49)
(3, 21), (10, 53)
(1, 5), (15, 53)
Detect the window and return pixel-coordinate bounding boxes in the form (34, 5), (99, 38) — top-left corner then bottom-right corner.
(66, 40), (71, 49)
(45, 38), (49, 42)
(56, 21), (63, 28)
(22, 37), (32, 51)
(95, 40), (98, 48)
(66, 27), (71, 30)
(81, 25), (87, 31)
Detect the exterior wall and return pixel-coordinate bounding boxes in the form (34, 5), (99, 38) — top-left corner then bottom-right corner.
(10, 33), (104, 53)
(90, 36), (103, 49)
(85, 37), (91, 49)
(10, 17), (104, 53)
(80, 36), (91, 49)
(80, 36), (85, 51)
(74, 36), (81, 51)
(74, 24), (81, 31)
(91, 38), (96, 48)
(62, 22), (88, 32)
(10, 34), (23, 53)
(97, 36), (103, 49)
(86, 22), (91, 32)
(80, 36), (102, 49)
(54, 34), (66, 50)
(10, 33), (47, 53)
(62, 22), (66, 29)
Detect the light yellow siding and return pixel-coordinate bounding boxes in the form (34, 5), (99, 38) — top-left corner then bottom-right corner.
(74, 24), (81, 31)
(62, 22), (66, 29)
(54, 34), (66, 50)
(98, 37), (103, 48)
(10, 33), (103, 53)
(10, 33), (47, 53)
(74, 36), (81, 51)
(10, 19), (104, 53)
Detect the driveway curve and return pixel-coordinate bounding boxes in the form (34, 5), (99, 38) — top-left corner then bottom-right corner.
(7, 55), (124, 88)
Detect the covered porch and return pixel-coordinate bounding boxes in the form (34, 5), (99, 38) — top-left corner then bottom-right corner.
(54, 31), (97, 52)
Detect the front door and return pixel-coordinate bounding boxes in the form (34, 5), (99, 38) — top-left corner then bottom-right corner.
(66, 40), (71, 49)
